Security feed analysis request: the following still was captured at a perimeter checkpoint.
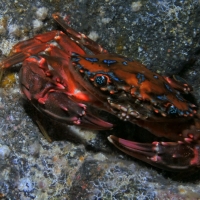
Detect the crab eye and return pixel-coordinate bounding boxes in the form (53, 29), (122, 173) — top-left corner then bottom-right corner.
(94, 75), (107, 87)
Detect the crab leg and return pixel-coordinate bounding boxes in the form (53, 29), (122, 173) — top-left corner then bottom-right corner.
(163, 75), (193, 94)
(52, 13), (108, 54)
(0, 30), (85, 69)
(0, 13), (107, 71)
(108, 135), (200, 171)
(1, 31), (58, 69)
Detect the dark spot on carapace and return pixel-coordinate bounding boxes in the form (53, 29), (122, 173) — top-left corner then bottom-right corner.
(71, 57), (80, 62)
(153, 75), (158, 79)
(164, 83), (173, 92)
(136, 73), (146, 84)
(122, 61), (128, 66)
(94, 75), (107, 86)
(156, 95), (168, 101)
(103, 59), (117, 66)
(85, 57), (99, 62)
(176, 94), (185, 102)
(167, 105), (178, 115)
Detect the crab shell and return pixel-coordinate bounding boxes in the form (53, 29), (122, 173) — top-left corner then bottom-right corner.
(1, 13), (200, 171)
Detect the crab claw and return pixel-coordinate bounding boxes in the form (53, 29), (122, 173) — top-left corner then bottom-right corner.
(108, 135), (200, 171)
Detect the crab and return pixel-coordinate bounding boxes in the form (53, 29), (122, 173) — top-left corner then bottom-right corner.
(1, 13), (200, 171)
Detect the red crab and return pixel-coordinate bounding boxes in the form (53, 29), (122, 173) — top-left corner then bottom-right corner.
(1, 13), (200, 171)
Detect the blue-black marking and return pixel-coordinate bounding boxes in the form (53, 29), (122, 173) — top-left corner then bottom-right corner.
(71, 52), (80, 56)
(178, 110), (184, 116)
(76, 63), (84, 70)
(71, 57), (80, 62)
(95, 75), (107, 86)
(103, 59), (117, 66)
(85, 57), (99, 62)
(122, 61), (128, 66)
(184, 111), (190, 115)
(176, 94), (184, 102)
(136, 73), (146, 84)
(153, 75), (158, 79)
(164, 83), (173, 92)
(85, 70), (92, 76)
(167, 105), (178, 115)
(156, 95), (168, 101)
(107, 72), (123, 82)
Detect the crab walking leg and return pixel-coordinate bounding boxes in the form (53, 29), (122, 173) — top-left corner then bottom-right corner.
(0, 31), (59, 69)
(0, 28), (86, 80)
(0, 29), (85, 69)
(53, 31), (85, 55)
(163, 75), (193, 94)
(108, 135), (200, 171)
(52, 13), (108, 54)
